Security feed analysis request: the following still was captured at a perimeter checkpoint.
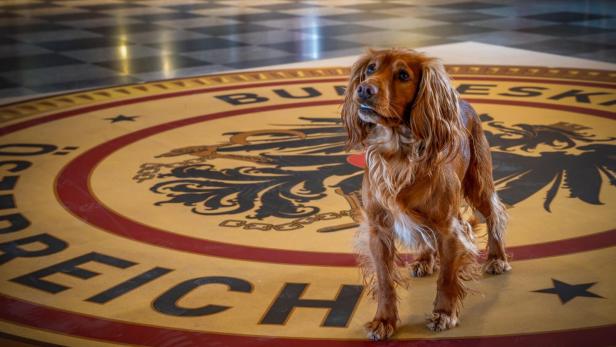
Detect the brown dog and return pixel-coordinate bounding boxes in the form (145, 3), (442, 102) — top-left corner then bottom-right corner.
(341, 49), (511, 340)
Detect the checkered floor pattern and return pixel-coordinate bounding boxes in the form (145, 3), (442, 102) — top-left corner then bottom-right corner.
(0, 0), (615, 99)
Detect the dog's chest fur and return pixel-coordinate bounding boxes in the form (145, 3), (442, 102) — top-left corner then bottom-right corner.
(365, 126), (435, 249)
(365, 125), (415, 207)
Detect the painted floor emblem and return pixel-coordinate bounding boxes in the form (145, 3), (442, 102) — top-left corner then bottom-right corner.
(0, 66), (615, 346)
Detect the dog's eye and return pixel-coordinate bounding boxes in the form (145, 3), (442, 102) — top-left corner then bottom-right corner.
(399, 70), (410, 81)
(366, 64), (376, 75)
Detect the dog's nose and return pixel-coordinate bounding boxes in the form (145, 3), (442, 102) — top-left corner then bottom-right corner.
(357, 83), (378, 100)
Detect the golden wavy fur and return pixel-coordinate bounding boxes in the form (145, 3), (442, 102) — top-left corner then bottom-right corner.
(341, 49), (511, 340)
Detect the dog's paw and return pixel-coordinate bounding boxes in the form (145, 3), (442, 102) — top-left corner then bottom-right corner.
(426, 312), (458, 332)
(365, 318), (397, 341)
(409, 260), (437, 277)
(484, 257), (511, 275)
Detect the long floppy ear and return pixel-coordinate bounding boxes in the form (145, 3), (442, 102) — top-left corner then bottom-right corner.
(410, 56), (463, 164)
(341, 52), (372, 151)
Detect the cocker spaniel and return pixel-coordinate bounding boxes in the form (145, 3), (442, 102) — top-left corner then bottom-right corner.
(341, 49), (511, 340)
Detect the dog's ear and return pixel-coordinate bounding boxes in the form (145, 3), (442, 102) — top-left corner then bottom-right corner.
(410, 56), (463, 164)
(341, 51), (372, 151)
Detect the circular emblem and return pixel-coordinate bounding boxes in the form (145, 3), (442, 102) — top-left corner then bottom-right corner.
(0, 66), (614, 346)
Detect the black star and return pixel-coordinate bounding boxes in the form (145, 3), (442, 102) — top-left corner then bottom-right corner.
(533, 279), (604, 304)
(105, 115), (138, 123)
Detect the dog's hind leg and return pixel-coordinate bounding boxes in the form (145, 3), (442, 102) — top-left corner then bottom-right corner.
(478, 193), (511, 274)
(463, 116), (511, 275)
(465, 180), (510, 274)
(464, 159), (510, 273)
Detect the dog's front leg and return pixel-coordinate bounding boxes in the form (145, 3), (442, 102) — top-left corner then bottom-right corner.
(364, 225), (399, 341)
(427, 219), (478, 332)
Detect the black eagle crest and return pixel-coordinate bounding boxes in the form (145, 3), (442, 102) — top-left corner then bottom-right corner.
(144, 115), (616, 219)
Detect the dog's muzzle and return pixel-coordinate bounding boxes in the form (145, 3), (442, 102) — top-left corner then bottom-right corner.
(358, 104), (380, 123)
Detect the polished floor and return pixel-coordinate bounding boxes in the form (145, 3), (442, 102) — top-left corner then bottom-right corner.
(0, 0), (615, 100)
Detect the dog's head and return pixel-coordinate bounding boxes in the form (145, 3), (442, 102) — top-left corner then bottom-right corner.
(341, 49), (461, 160)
